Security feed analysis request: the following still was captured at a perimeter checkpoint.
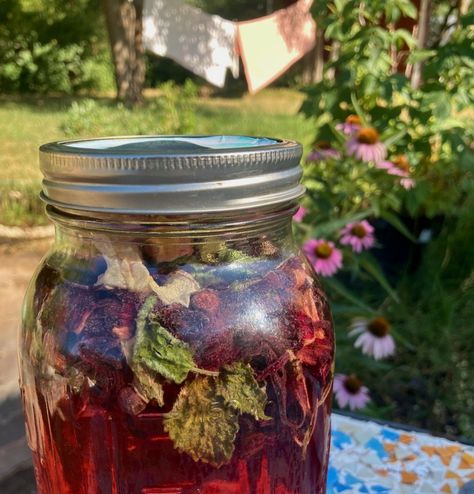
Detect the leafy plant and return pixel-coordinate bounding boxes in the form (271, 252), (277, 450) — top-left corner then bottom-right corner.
(60, 80), (198, 137)
(0, 0), (113, 93)
(298, 0), (474, 436)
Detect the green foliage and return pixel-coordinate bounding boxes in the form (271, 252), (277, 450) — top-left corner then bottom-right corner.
(299, 0), (474, 436)
(215, 363), (270, 420)
(0, 181), (46, 226)
(164, 376), (240, 467)
(132, 296), (198, 384)
(61, 81), (198, 137)
(302, 1), (473, 219)
(164, 364), (269, 466)
(336, 203), (474, 438)
(0, 0), (113, 93)
(0, 39), (84, 93)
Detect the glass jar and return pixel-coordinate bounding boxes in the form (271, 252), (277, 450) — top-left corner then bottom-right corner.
(20, 136), (334, 494)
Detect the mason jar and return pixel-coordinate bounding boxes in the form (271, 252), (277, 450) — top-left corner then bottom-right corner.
(19, 136), (334, 494)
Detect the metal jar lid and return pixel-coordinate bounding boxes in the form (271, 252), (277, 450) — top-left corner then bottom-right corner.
(39, 135), (304, 214)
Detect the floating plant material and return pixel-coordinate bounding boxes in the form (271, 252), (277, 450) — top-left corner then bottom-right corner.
(164, 376), (240, 467)
(22, 242), (334, 492)
(22, 135), (333, 494)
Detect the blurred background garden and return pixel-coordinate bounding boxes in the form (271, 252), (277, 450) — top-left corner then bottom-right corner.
(0, 0), (473, 451)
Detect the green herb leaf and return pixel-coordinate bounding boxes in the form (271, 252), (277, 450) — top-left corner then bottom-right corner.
(133, 320), (196, 384)
(164, 377), (239, 467)
(216, 362), (270, 421)
(132, 365), (164, 406)
(218, 248), (254, 263)
(132, 296), (196, 384)
(199, 239), (255, 264)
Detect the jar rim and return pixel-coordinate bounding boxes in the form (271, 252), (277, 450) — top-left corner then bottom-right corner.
(40, 135), (304, 215)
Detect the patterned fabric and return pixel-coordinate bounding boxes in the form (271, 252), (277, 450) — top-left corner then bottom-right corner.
(329, 414), (474, 493)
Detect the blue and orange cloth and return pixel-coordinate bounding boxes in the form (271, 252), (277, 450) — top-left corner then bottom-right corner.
(329, 414), (474, 493)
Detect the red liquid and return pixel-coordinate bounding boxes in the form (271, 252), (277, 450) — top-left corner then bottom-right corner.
(28, 379), (331, 494)
(21, 254), (334, 493)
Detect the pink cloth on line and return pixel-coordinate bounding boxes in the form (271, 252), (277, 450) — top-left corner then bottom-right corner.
(237, 0), (316, 94)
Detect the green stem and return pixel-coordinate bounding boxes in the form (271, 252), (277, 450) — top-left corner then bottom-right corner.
(191, 367), (219, 377)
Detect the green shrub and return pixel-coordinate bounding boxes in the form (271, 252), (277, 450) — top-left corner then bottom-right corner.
(0, 0), (112, 93)
(297, 0), (474, 437)
(61, 81), (198, 137)
(368, 204), (474, 438)
(81, 50), (116, 93)
(0, 38), (86, 93)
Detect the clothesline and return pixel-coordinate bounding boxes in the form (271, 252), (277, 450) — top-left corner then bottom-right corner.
(142, 0), (316, 93)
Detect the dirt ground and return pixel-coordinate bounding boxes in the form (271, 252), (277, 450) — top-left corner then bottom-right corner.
(0, 239), (51, 399)
(0, 239), (51, 484)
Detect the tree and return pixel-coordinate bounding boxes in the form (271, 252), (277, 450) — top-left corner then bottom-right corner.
(102, 0), (145, 106)
(301, 31), (324, 85)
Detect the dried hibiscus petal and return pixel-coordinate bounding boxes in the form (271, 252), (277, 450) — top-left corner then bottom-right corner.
(118, 386), (147, 415)
(287, 355), (311, 419)
(189, 289), (220, 314)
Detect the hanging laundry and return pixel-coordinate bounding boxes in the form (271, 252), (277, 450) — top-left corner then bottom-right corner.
(237, 0), (316, 94)
(143, 0), (239, 88)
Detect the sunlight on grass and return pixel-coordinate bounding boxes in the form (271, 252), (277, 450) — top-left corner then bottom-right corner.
(0, 89), (313, 225)
(0, 89), (311, 182)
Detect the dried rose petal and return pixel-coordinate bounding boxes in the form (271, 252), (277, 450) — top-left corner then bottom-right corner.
(76, 336), (124, 370)
(157, 303), (210, 343)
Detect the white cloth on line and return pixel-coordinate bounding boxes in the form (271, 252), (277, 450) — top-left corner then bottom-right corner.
(143, 0), (239, 88)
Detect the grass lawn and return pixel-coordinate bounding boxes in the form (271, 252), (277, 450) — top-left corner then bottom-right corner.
(0, 88), (313, 225)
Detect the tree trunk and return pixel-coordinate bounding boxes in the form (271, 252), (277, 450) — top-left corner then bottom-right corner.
(410, 0), (431, 89)
(301, 28), (324, 84)
(102, 0), (145, 107)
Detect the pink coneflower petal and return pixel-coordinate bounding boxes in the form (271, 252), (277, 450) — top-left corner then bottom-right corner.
(389, 167), (408, 177)
(376, 160), (397, 172)
(336, 115), (362, 136)
(340, 220), (376, 253)
(377, 156), (416, 189)
(349, 317), (396, 360)
(293, 206), (307, 223)
(307, 142), (341, 162)
(347, 127), (387, 163)
(400, 178), (416, 189)
(303, 239), (343, 277)
(333, 374), (370, 410)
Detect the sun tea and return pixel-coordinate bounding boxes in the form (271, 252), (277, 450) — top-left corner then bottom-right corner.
(19, 136), (334, 494)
